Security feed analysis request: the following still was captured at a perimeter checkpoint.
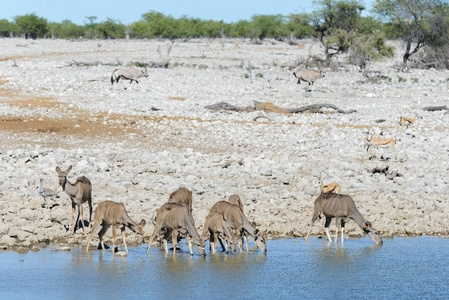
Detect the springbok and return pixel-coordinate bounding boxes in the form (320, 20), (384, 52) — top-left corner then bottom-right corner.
(399, 115), (417, 132)
(85, 200), (146, 254)
(316, 178), (341, 194)
(110, 67), (148, 85)
(147, 203), (206, 256)
(55, 165), (92, 234)
(293, 69), (323, 91)
(305, 193), (383, 245)
(364, 135), (397, 160)
(200, 211), (237, 253)
(210, 201), (267, 253)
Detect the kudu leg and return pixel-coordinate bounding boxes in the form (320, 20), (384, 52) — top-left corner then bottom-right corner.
(324, 217), (332, 242)
(79, 205), (86, 234)
(122, 229), (128, 254)
(243, 235), (249, 253)
(334, 218), (341, 244)
(112, 226), (117, 254)
(147, 225), (163, 253)
(305, 217), (318, 242)
(71, 205), (76, 233)
(88, 201), (93, 229)
(85, 218), (101, 251)
(98, 224), (110, 251)
(187, 236), (193, 255)
(172, 230), (178, 254)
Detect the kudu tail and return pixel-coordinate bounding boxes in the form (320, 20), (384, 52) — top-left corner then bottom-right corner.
(151, 211), (157, 226)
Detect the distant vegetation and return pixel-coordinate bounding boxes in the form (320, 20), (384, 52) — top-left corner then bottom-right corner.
(1, 0), (448, 69)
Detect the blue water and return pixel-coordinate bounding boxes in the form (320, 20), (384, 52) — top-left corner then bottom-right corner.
(0, 236), (448, 299)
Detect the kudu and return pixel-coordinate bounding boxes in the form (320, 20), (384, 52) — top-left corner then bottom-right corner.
(305, 193), (383, 245)
(110, 67), (148, 85)
(227, 194), (249, 251)
(86, 200), (146, 254)
(147, 203), (206, 256)
(55, 165), (92, 234)
(210, 201), (267, 253)
(200, 211), (237, 253)
(168, 187), (192, 213)
(152, 187), (193, 245)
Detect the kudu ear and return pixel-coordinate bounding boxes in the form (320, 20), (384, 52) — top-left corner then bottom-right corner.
(140, 219), (146, 226)
(254, 229), (259, 235)
(67, 165), (72, 173)
(363, 222), (371, 229)
(55, 166), (61, 173)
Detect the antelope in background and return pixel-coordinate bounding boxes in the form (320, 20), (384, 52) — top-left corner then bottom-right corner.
(210, 201), (267, 253)
(316, 177), (341, 194)
(147, 203), (206, 256)
(200, 211), (237, 253)
(305, 193), (383, 245)
(55, 165), (92, 234)
(110, 67), (148, 85)
(293, 69), (323, 91)
(86, 200), (146, 254)
(364, 135), (397, 160)
(399, 115), (417, 132)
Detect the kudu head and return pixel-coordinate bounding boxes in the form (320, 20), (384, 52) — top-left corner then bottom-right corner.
(253, 228), (268, 252)
(130, 219), (146, 242)
(196, 239), (206, 256)
(363, 221), (383, 244)
(55, 165), (72, 188)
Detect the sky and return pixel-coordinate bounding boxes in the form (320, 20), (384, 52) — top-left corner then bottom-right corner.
(1, 0), (319, 25)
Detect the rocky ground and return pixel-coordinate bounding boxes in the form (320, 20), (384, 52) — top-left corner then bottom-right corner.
(0, 37), (448, 251)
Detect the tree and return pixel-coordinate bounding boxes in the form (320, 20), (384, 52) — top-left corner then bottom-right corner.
(311, 0), (365, 64)
(286, 13), (313, 39)
(96, 18), (125, 39)
(0, 19), (18, 37)
(13, 13), (48, 39)
(250, 14), (289, 39)
(373, 0), (449, 70)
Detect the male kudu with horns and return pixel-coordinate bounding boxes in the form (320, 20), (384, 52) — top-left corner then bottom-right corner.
(305, 193), (382, 245)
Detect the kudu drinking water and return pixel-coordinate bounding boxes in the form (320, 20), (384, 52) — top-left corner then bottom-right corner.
(305, 193), (383, 245)
(55, 165), (92, 234)
(147, 203), (206, 256)
(227, 194), (250, 251)
(200, 211), (237, 253)
(152, 187), (193, 245)
(210, 201), (267, 252)
(85, 200), (146, 254)
(168, 187), (192, 213)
